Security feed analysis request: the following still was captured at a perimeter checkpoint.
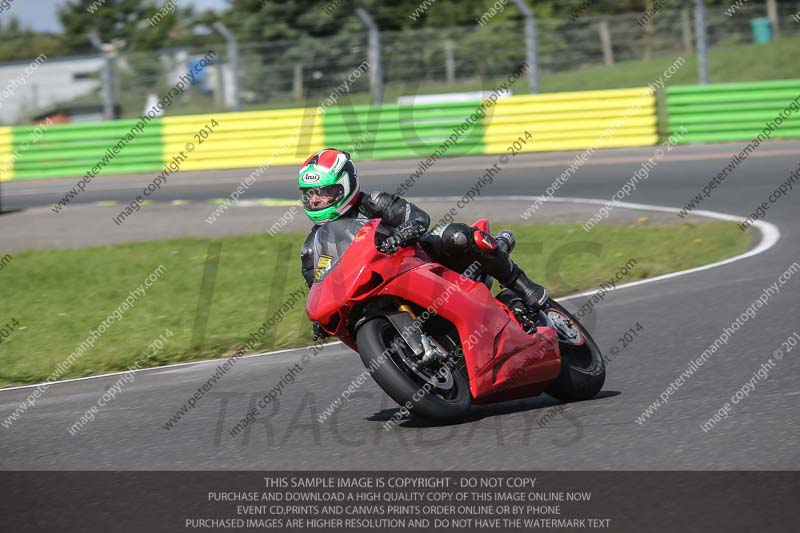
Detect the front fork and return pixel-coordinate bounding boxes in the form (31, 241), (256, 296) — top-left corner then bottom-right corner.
(390, 303), (449, 364)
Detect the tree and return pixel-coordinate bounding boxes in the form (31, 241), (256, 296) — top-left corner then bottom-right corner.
(57, 0), (188, 54)
(0, 17), (62, 62)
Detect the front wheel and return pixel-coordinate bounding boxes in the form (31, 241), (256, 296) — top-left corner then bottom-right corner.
(356, 317), (471, 421)
(543, 299), (606, 402)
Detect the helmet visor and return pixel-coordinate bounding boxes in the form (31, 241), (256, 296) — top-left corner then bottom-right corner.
(301, 184), (345, 211)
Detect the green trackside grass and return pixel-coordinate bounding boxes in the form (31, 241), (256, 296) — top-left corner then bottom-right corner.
(0, 221), (751, 386)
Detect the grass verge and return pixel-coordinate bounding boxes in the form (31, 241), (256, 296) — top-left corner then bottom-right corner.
(0, 221), (751, 387)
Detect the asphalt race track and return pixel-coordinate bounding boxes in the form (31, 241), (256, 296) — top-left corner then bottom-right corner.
(1, 141), (799, 469)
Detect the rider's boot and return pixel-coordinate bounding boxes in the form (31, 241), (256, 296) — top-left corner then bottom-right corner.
(494, 230), (547, 314)
(507, 266), (548, 315)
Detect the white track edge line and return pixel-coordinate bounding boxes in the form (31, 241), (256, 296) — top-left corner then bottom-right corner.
(0, 342), (344, 393)
(0, 196), (778, 394)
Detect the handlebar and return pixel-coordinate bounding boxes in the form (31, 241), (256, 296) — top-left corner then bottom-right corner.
(377, 225), (427, 254)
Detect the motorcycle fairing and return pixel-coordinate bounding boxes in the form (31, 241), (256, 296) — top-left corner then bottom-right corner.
(379, 265), (561, 402)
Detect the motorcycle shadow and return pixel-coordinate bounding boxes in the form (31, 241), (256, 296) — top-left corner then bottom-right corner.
(367, 391), (621, 429)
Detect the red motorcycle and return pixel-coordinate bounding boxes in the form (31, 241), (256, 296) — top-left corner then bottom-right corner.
(306, 218), (605, 420)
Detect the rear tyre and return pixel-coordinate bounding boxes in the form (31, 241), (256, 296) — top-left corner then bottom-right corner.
(356, 316), (471, 421)
(543, 299), (605, 402)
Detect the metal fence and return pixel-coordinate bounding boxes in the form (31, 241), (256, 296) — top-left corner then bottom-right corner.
(2, 2), (799, 124)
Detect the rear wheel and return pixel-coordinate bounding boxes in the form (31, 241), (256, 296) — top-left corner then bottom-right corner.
(356, 316), (471, 421)
(543, 299), (605, 402)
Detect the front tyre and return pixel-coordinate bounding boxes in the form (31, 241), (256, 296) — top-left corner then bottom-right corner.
(356, 317), (471, 421)
(544, 299), (606, 402)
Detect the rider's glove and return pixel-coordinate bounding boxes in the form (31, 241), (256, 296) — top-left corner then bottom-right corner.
(312, 322), (330, 341)
(379, 222), (427, 254)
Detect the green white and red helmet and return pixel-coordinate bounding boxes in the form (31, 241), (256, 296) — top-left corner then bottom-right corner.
(298, 148), (360, 223)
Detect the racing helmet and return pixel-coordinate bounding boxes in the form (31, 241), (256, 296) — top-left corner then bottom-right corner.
(298, 148), (360, 223)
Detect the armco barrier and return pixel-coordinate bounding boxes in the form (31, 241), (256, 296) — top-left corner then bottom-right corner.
(666, 79), (800, 143)
(483, 87), (658, 154)
(8, 119), (163, 181)
(322, 101), (485, 160)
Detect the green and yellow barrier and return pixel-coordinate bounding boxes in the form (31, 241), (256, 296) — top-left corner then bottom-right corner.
(323, 101), (485, 160)
(0, 127), (13, 182)
(13, 78), (800, 181)
(483, 87), (658, 153)
(161, 107), (325, 171)
(666, 79), (800, 143)
(9, 119), (163, 181)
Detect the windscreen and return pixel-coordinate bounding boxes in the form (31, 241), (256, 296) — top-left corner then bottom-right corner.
(310, 218), (369, 283)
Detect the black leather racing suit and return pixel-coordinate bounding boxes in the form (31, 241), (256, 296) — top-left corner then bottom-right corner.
(300, 191), (519, 290)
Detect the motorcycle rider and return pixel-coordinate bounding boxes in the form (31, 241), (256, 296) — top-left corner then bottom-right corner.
(298, 148), (548, 335)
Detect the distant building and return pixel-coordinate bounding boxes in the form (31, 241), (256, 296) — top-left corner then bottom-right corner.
(0, 53), (104, 125)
